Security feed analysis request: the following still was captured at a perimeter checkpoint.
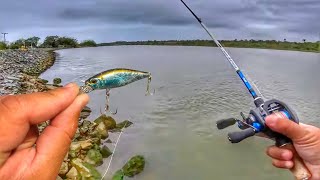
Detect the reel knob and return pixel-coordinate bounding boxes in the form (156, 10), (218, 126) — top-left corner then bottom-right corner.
(216, 118), (237, 129)
(228, 128), (256, 143)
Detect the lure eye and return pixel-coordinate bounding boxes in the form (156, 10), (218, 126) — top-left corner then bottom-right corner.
(90, 79), (98, 84)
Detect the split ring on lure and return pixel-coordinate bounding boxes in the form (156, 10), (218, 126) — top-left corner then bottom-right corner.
(79, 68), (155, 115)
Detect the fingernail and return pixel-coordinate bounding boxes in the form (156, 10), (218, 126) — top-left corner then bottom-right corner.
(64, 83), (75, 88)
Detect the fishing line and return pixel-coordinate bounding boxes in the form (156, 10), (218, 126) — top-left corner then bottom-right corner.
(100, 120), (129, 180)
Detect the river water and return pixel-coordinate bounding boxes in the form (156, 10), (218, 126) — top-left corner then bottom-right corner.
(40, 46), (320, 180)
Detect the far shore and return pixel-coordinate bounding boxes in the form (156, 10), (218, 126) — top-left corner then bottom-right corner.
(39, 41), (319, 54)
(97, 40), (319, 53)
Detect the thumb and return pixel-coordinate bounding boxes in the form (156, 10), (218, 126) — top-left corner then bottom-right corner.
(31, 93), (89, 178)
(265, 114), (306, 141)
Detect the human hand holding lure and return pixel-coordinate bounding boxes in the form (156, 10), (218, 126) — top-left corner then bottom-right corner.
(79, 68), (154, 114)
(180, 0), (311, 179)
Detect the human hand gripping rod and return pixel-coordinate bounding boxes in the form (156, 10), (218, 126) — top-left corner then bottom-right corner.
(179, 0), (311, 179)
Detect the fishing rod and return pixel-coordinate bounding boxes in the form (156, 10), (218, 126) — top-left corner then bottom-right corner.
(179, 0), (310, 179)
(180, 0), (257, 99)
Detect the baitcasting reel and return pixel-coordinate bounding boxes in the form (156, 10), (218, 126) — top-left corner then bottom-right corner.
(216, 97), (299, 147)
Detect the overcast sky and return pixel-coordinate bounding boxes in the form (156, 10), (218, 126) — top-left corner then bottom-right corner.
(1, 0), (319, 43)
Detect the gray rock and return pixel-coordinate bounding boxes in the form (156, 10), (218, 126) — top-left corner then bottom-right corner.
(100, 145), (112, 158)
(80, 140), (93, 150)
(95, 122), (109, 139)
(94, 115), (116, 130)
(71, 158), (102, 179)
(53, 78), (62, 85)
(80, 111), (91, 120)
(84, 149), (103, 166)
(66, 167), (80, 180)
(0, 49), (55, 96)
(56, 176), (63, 180)
(70, 142), (81, 152)
(59, 162), (69, 175)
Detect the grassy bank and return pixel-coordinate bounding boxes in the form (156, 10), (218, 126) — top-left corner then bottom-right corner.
(99, 40), (320, 53)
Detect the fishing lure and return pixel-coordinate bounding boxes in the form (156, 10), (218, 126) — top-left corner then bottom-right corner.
(80, 68), (154, 114)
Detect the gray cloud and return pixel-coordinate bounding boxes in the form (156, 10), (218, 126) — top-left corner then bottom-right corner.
(0, 0), (319, 42)
(59, 0), (239, 29)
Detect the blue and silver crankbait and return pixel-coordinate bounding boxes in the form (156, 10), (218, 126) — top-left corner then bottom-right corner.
(80, 68), (154, 114)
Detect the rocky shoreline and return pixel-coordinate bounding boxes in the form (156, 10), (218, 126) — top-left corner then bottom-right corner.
(0, 49), (145, 180)
(0, 49), (56, 95)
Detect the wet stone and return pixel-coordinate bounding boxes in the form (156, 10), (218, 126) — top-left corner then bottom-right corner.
(53, 78), (62, 85)
(80, 112), (91, 120)
(70, 142), (81, 152)
(64, 152), (69, 161)
(56, 176), (63, 180)
(37, 78), (48, 84)
(112, 170), (124, 180)
(90, 137), (101, 145)
(45, 84), (57, 90)
(80, 139), (93, 150)
(94, 115), (116, 130)
(69, 150), (78, 158)
(79, 120), (91, 134)
(59, 162), (69, 175)
(100, 145), (112, 158)
(122, 155), (145, 177)
(71, 158), (102, 179)
(116, 120), (133, 129)
(84, 149), (103, 166)
(74, 129), (80, 140)
(66, 167), (80, 180)
(82, 106), (92, 113)
(80, 106), (91, 120)
(95, 122), (109, 139)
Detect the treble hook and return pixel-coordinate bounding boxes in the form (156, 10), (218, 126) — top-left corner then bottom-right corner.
(99, 107), (117, 116)
(145, 75), (156, 96)
(100, 89), (118, 115)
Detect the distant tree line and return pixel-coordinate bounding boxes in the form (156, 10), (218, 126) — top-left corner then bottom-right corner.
(1, 36), (319, 53)
(0, 36), (97, 50)
(99, 39), (319, 53)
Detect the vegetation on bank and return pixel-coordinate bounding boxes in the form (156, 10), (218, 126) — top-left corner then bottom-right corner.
(99, 39), (320, 53)
(0, 42), (6, 50)
(1, 36), (97, 50)
(1, 36), (319, 52)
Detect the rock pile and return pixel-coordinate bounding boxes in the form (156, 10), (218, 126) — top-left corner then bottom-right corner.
(0, 49), (55, 95)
